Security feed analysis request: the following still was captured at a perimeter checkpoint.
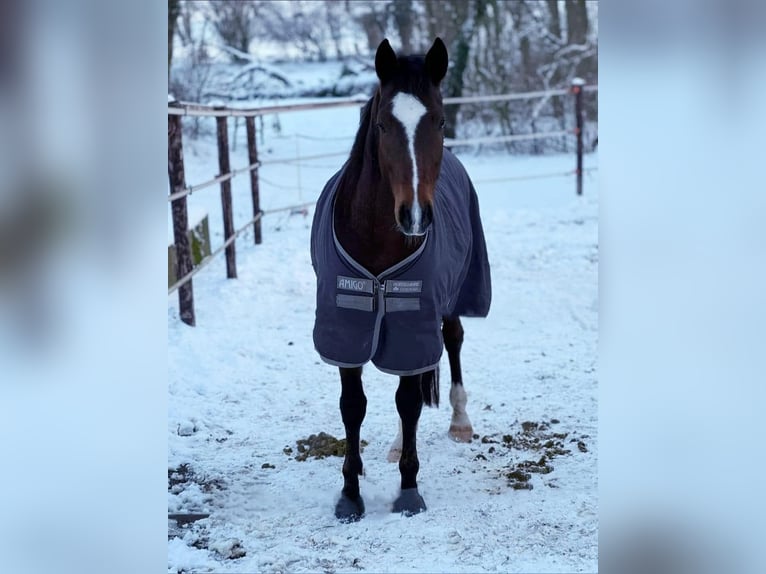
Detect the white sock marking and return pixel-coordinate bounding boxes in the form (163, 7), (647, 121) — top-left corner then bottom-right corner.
(449, 382), (472, 430)
(391, 92), (427, 234)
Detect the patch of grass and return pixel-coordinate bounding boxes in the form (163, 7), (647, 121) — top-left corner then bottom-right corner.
(290, 432), (368, 461)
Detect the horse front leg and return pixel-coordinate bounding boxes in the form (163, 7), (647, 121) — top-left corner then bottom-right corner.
(386, 418), (403, 463)
(392, 374), (427, 515)
(335, 366), (367, 521)
(443, 316), (474, 442)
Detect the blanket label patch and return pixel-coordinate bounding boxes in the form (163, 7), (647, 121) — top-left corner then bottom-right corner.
(337, 276), (374, 294)
(386, 280), (422, 294)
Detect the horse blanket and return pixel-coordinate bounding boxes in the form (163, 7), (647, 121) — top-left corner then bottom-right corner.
(311, 149), (491, 375)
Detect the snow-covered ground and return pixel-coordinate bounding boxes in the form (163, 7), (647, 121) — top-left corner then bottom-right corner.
(168, 101), (598, 573)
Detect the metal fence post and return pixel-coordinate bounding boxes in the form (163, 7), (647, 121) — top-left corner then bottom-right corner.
(246, 116), (262, 245)
(572, 77), (585, 196)
(215, 111), (237, 278)
(168, 109), (196, 326)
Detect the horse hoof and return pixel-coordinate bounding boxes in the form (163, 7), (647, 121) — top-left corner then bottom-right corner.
(335, 494), (365, 522)
(386, 447), (401, 463)
(449, 425), (474, 442)
(392, 488), (427, 516)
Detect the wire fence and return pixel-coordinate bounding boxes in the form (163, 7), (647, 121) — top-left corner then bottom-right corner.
(168, 82), (597, 326)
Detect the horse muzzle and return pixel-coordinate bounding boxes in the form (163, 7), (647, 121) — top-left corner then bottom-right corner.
(397, 202), (433, 237)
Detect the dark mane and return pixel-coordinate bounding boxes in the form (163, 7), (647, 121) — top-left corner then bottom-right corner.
(339, 94), (379, 194)
(349, 97), (376, 169)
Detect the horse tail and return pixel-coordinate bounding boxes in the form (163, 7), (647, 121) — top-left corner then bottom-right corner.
(421, 367), (440, 408)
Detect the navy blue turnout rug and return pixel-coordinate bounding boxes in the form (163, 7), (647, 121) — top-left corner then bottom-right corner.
(311, 149), (491, 375)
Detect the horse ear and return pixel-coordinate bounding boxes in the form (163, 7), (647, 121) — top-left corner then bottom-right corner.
(375, 39), (398, 84)
(425, 37), (448, 85)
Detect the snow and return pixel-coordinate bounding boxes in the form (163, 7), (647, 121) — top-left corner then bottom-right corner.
(168, 100), (598, 572)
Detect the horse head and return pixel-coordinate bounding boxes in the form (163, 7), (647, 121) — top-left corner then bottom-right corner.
(373, 38), (448, 237)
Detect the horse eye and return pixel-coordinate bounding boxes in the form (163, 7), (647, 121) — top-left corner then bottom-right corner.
(376, 122), (387, 134)
(439, 118), (446, 130)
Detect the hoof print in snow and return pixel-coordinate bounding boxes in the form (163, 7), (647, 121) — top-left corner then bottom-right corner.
(335, 494), (365, 522)
(392, 488), (426, 516)
(210, 538), (246, 560)
(261, 463), (276, 469)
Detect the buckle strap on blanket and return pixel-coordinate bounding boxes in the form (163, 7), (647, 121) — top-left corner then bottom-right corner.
(336, 276), (421, 313)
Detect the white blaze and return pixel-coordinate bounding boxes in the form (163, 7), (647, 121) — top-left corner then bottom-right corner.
(391, 92), (427, 234)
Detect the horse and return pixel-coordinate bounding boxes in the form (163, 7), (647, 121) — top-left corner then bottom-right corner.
(310, 37), (492, 521)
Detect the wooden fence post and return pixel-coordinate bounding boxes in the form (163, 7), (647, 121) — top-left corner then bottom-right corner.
(572, 78), (585, 196)
(168, 111), (196, 326)
(216, 111), (237, 278)
(246, 116), (262, 245)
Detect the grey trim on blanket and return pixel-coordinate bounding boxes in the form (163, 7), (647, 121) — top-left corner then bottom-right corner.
(316, 354), (439, 376)
(374, 361), (441, 377)
(317, 355), (366, 369)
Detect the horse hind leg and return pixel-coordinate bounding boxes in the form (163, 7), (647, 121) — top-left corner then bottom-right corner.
(335, 367), (367, 522)
(443, 316), (474, 442)
(392, 374), (427, 515)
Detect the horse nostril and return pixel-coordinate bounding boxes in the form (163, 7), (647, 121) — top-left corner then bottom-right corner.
(398, 204), (412, 230)
(421, 204), (433, 229)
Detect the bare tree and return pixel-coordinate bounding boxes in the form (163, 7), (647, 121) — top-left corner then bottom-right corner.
(168, 0), (597, 152)
(542, 0), (565, 122)
(176, 0), (196, 49)
(391, 0), (415, 53)
(208, 0), (259, 62)
(168, 0), (181, 78)
(258, 1), (329, 61)
(169, 18), (214, 137)
(324, 0), (346, 59)
(290, 2), (330, 61)
(355, 3), (389, 52)
(433, 0), (489, 139)
(545, 0), (561, 41)
(565, 0), (589, 45)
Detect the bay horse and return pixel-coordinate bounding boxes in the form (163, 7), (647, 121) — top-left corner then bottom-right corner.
(310, 38), (491, 521)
